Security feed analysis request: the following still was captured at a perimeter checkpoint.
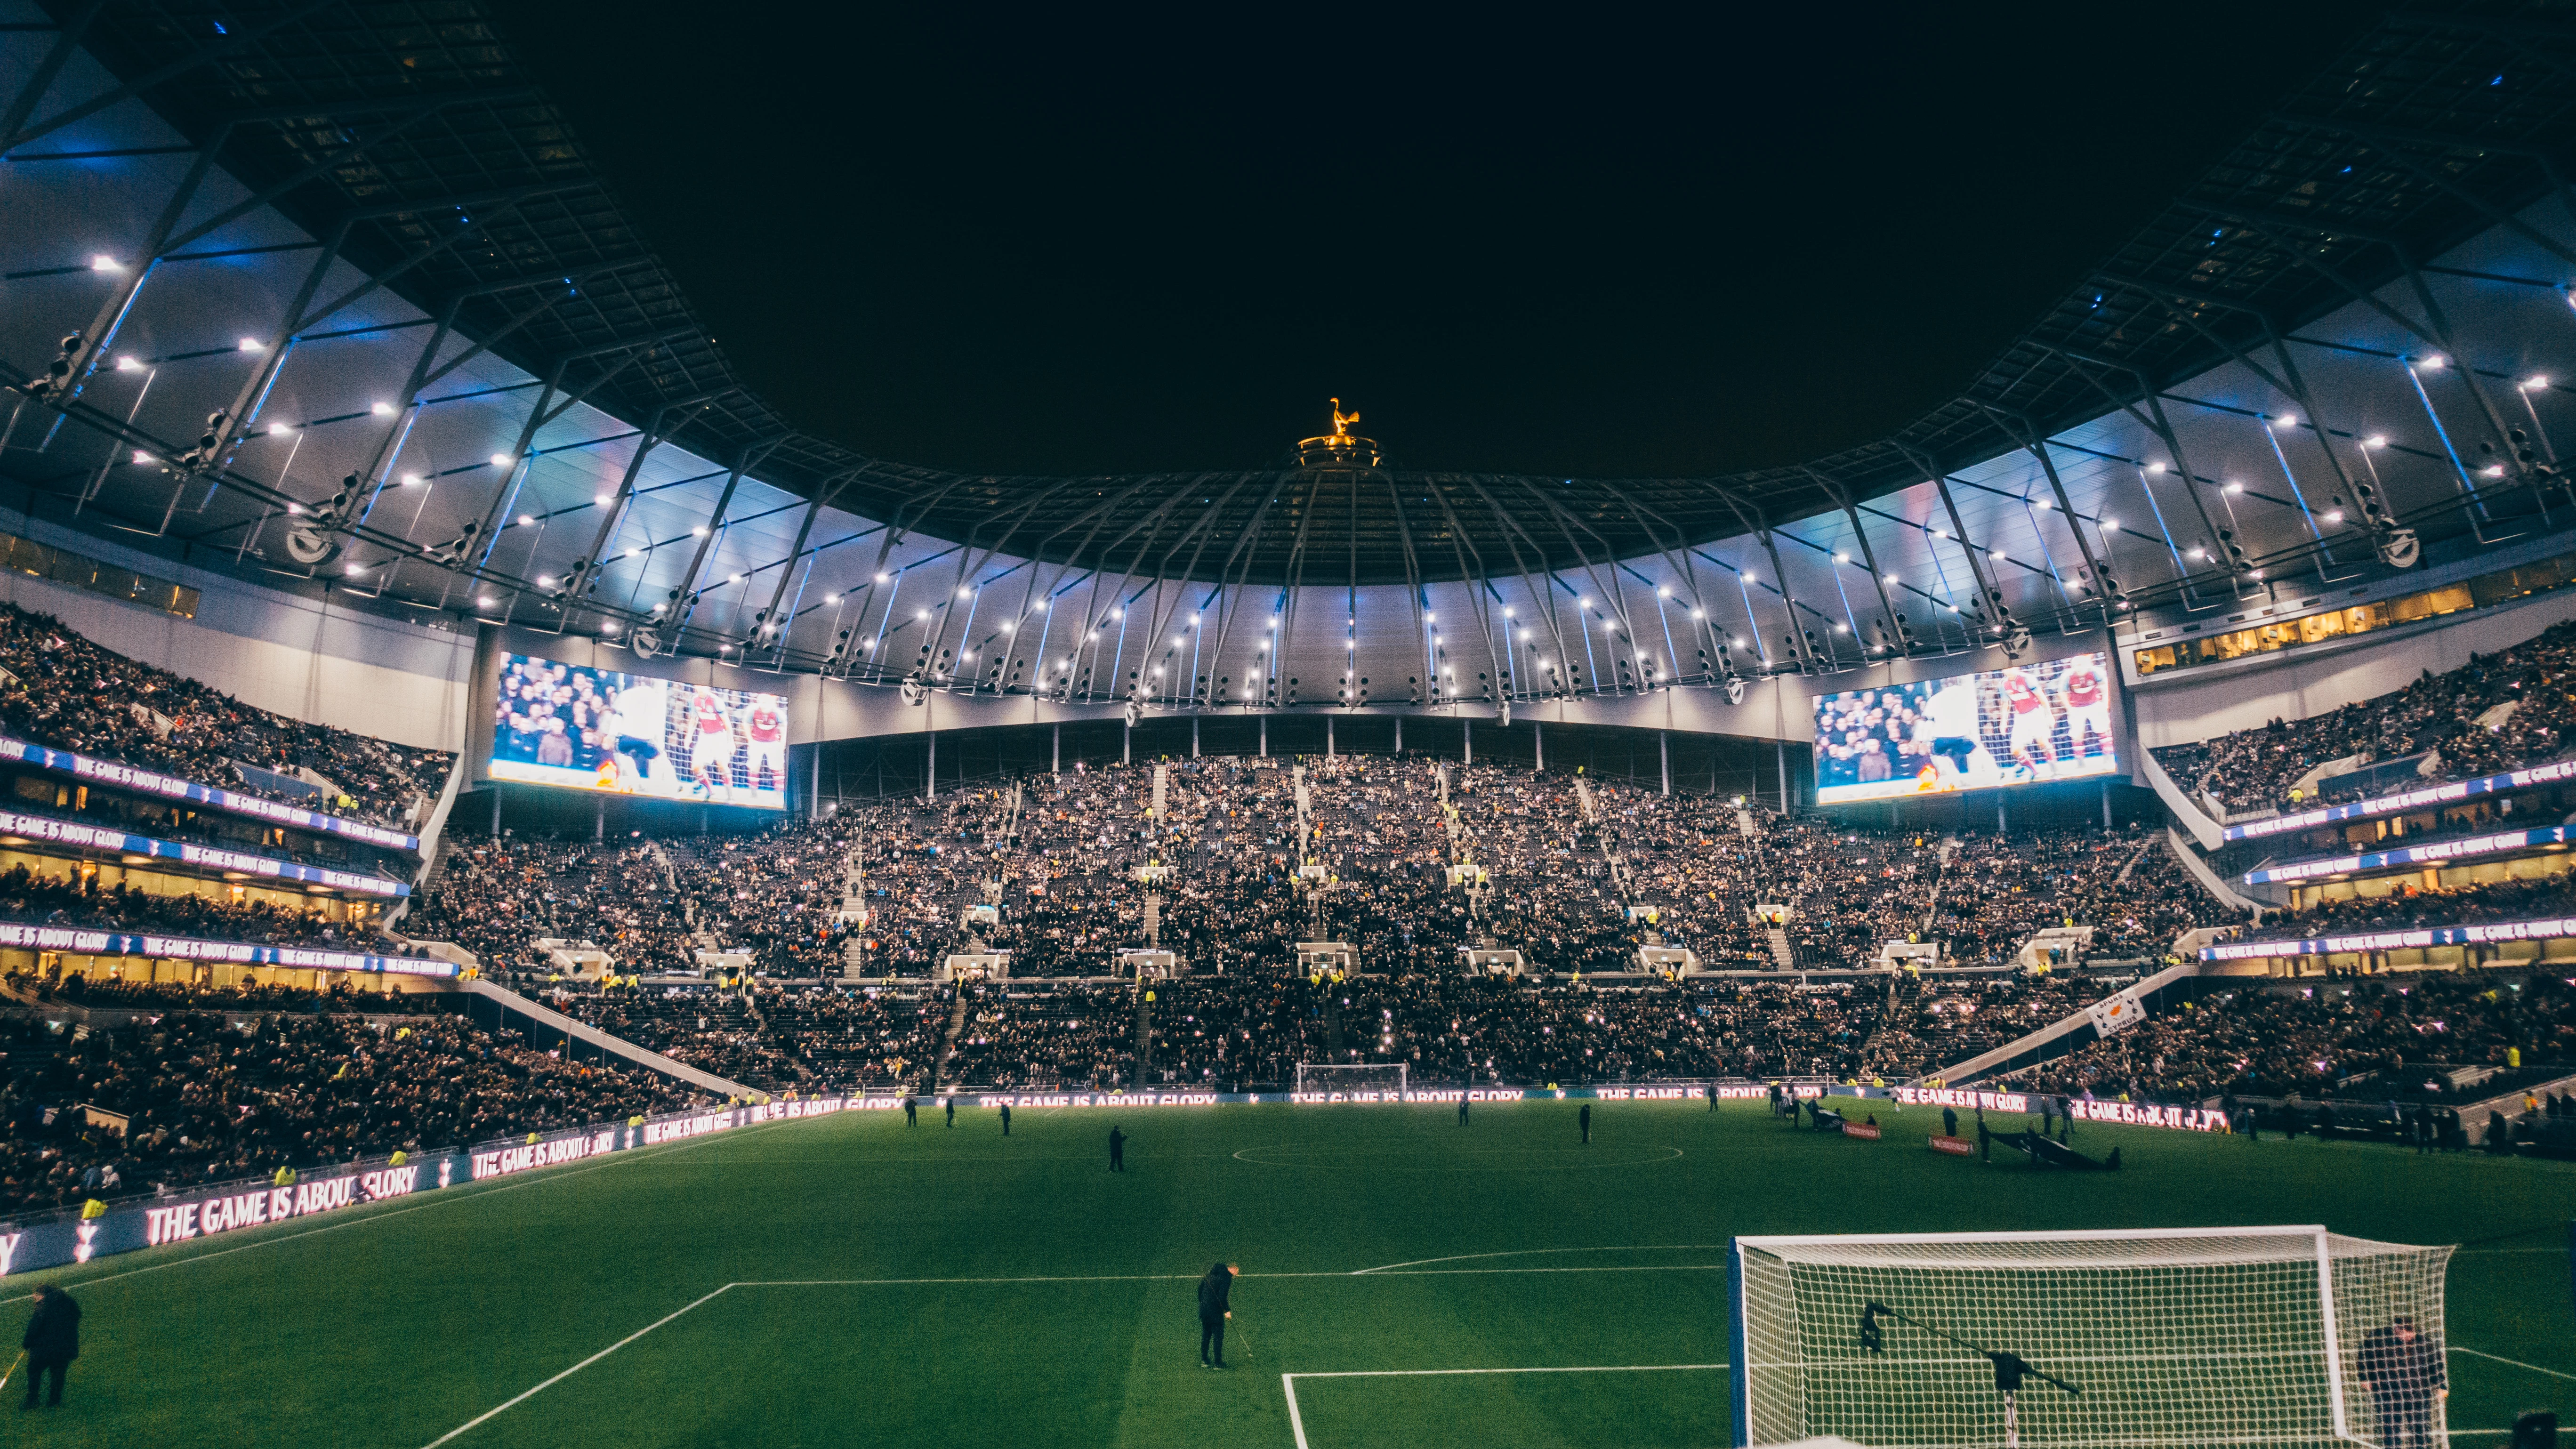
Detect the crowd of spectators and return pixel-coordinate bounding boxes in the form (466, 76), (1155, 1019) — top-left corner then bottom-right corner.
(2228, 872), (2576, 944)
(2155, 620), (2576, 814)
(2011, 974), (2576, 1107)
(0, 861), (426, 954)
(0, 1007), (698, 1219)
(0, 602), (451, 831)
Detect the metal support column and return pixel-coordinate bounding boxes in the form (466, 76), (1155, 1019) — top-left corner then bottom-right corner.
(1534, 721), (1544, 772)
(1660, 731), (1670, 796)
(1053, 724), (1062, 774)
(926, 732), (936, 804)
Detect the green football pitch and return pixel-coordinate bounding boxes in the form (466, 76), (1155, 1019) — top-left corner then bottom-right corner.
(0, 1097), (2567, 1449)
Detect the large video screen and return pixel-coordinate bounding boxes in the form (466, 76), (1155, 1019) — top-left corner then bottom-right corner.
(1813, 652), (2116, 805)
(490, 653), (789, 809)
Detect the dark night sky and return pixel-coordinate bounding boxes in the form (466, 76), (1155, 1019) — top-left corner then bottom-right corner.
(502, 5), (2385, 480)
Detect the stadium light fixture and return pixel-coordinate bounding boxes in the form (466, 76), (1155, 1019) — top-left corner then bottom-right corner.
(691, 525), (708, 536)
(490, 453), (514, 468)
(1690, 608), (1704, 619)
(267, 423), (293, 437)
(401, 474), (424, 486)
(916, 609), (929, 619)
(1503, 606), (1514, 617)
(602, 622), (620, 634)
(371, 402), (396, 417)
(2482, 464), (2507, 477)
(960, 588), (974, 598)
(114, 356), (144, 372)
(2033, 498), (2052, 510)
(824, 594), (839, 604)
(1834, 622), (1849, 633)
(89, 254), (121, 273)
(237, 338), (263, 352)
(625, 547), (641, 558)
(2527, 375), (2552, 389)
(2224, 482), (2244, 494)
(1834, 552), (1850, 564)
(129, 450), (152, 465)
(2324, 509), (2344, 525)
(476, 595), (495, 608)
(729, 572), (746, 583)
(518, 514), (537, 526)
(344, 563), (367, 577)
(2101, 517), (2118, 531)
(594, 492), (613, 505)
(2414, 354), (2447, 370)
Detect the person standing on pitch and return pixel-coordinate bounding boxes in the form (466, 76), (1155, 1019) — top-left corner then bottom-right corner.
(999, 1103), (1012, 1136)
(1457, 1095), (1469, 1127)
(945, 1098), (956, 1128)
(1109, 1125), (1127, 1172)
(1578, 1103), (1591, 1144)
(19, 1284), (77, 1409)
(1707, 1082), (1718, 1113)
(903, 1095), (917, 1127)
(2358, 1314), (2444, 1449)
(1198, 1263), (1236, 1368)
(1942, 1106), (1958, 1139)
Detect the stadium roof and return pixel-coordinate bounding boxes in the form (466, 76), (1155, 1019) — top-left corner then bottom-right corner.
(7, 1), (2576, 677)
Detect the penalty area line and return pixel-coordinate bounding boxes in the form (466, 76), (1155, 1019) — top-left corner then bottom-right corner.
(2451, 1345), (2576, 1382)
(1282, 1365), (1727, 1449)
(421, 1284), (739, 1447)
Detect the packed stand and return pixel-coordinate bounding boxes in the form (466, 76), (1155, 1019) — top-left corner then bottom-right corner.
(2156, 620), (2576, 814)
(0, 1007), (699, 1218)
(0, 602), (451, 830)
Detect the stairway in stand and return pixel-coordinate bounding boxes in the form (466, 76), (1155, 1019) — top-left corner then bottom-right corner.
(933, 988), (971, 1090)
(1132, 984), (1152, 1089)
(1767, 926), (1795, 969)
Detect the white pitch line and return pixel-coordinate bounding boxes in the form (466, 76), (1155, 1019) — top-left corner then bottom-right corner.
(0, 1116), (812, 1307)
(2452, 1344), (2576, 1382)
(1354, 1243), (1731, 1274)
(1283, 1364), (1727, 1449)
(420, 1284), (738, 1448)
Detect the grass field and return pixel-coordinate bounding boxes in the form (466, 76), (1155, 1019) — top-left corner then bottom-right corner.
(0, 1096), (2566, 1448)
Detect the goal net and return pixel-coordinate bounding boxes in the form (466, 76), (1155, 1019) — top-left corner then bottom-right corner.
(1730, 1226), (2451, 1449)
(1294, 1063), (1408, 1095)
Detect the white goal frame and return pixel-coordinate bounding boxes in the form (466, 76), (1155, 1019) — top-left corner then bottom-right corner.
(1727, 1224), (2452, 1449)
(1294, 1063), (1407, 1095)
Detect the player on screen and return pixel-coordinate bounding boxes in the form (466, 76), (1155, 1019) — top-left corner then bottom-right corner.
(1911, 676), (1987, 789)
(1999, 668), (2057, 780)
(745, 696), (786, 797)
(685, 689), (736, 801)
(2061, 657), (2112, 761)
(604, 678), (667, 789)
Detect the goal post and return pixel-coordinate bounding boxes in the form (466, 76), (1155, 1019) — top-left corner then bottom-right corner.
(1294, 1063), (1407, 1095)
(1728, 1225), (2452, 1449)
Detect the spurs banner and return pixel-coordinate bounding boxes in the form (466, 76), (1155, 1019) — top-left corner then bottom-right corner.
(2084, 986), (2149, 1038)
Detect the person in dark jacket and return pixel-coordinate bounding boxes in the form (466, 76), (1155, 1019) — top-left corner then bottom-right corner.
(2357, 1314), (2445, 1449)
(1578, 1103), (1591, 1144)
(1109, 1125), (1126, 1172)
(1198, 1263), (1236, 1368)
(20, 1284), (77, 1409)
(999, 1103), (1011, 1136)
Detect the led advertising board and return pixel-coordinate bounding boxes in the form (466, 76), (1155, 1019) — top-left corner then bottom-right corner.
(1813, 652), (2117, 805)
(490, 654), (789, 809)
